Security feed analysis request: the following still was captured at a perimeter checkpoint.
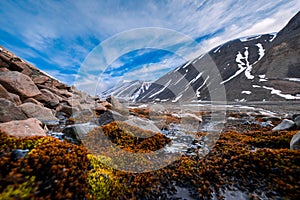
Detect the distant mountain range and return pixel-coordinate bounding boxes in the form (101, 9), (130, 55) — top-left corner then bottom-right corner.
(104, 11), (300, 102)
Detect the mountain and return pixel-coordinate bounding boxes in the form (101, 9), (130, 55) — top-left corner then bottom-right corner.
(129, 11), (300, 102)
(100, 80), (152, 101)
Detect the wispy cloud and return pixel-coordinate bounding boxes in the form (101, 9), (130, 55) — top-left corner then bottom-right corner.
(0, 0), (299, 90)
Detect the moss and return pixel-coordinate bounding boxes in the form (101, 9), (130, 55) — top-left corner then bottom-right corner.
(87, 154), (124, 200)
(0, 176), (37, 200)
(0, 130), (58, 151)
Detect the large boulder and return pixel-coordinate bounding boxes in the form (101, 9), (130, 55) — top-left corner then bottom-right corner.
(290, 131), (300, 150)
(0, 118), (46, 137)
(0, 71), (41, 99)
(19, 102), (59, 125)
(272, 119), (295, 131)
(0, 98), (27, 122)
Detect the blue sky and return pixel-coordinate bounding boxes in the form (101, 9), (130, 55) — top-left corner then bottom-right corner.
(0, 0), (299, 94)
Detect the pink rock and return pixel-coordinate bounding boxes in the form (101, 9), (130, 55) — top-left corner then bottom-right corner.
(0, 71), (41, 99)
(0, 118), (46, 138)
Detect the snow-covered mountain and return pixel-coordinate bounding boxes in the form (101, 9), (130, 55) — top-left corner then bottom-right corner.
(103, 11), (300, 102)
(100, 80), (152, 101)
(135, 11), (300, 102)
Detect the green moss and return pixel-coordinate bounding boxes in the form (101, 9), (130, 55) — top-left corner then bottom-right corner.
(87, 154), (124, 199)
(0, 176), (36, 200)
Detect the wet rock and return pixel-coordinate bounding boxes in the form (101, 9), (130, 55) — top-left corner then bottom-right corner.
(0, 71), (41, 99)
(272, 119), (295, 131)
(11, 149), (29, 161)
(48, 132), (65, 141)
(62, 123), (98, 144)
(19, 102), (59, 125)
(97, 110), (127, 126)
(290, 131), (300, 150)
(0, 98), (27, 122)
(0, 118), (46, 137)
(294, 115), (300, 128)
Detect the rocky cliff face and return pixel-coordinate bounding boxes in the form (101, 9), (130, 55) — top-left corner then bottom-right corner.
(0, 46), (110, 136)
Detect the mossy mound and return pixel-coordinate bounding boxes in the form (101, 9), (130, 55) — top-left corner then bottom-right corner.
(1, 122), (299, 199)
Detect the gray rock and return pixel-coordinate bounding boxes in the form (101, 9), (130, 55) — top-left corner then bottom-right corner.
(294, 115), (300, 128)
(70, 109), (95, 124)
(272, 119), (295, 131)
(0, 98), (27, 122)
(19, 102), (59, 126)
(290, 131), (300, 150)
(97, 110), (127, 126)
(62, 123), (98, 144)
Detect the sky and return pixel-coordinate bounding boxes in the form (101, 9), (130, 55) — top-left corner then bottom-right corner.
(0, 0), (299, 94)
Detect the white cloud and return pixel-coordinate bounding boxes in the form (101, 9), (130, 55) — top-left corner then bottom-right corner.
(0, 0), (299, 92)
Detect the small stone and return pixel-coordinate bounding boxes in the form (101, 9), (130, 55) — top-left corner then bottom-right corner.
(11, 149), (29, 161)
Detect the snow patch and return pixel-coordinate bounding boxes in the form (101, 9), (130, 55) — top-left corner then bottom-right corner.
(189, 72), (203, 85)
(221, 47), (254, 84)
(149, 80), (171, 98)
(269, 33), (277, 42)
(213, 44), (223, 53)
(182, 60), (192, 69)
(242, 91), (252, 95)
(259, 74), (266, 78)
(172, 94), (183, 103)
(196, 76), (209, 97)
(285, 78), (300, 82)
(256, 43), (265, 61)
(239, 35), (261, 42)
(252, 85), (300, 100)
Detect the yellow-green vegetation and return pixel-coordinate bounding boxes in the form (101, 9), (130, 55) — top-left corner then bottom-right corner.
(0, 176), (37, 200)
(0, 130), (58, 150)
(87, 154), (124, 199)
